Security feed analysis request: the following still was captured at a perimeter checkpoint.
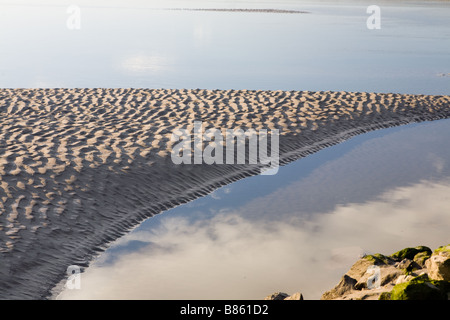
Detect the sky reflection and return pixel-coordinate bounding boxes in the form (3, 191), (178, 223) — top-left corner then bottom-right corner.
(0, 0), (449, 93)
(57, 119), (450, 300)
(3, 0), (448, 301)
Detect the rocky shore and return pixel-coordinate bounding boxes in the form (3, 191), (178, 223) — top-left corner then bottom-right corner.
(267, 244), (450, 300)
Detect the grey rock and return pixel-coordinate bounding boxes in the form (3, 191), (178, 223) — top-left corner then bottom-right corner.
(413, 251), (431, 267)
(355, 265), (403, 290)
(425, 246), (450, 281)
(284, 292), (304, 300)
(321, 245), (449, 300)
(264, 292), (290, 300)
(321, 274), (357, 300)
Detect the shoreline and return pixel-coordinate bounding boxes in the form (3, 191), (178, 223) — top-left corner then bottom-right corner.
(266, 244), (450, 300)
(0, 88), (449, 299)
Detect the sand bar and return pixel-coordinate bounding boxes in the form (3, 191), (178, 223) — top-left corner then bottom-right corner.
(0, 88), (449, 299)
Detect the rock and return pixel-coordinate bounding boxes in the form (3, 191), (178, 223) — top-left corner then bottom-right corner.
(265, 291), (304, 300)
(388, 274), (449, 300)
(378, 292), (392, 300)
(341, 287), (393, 300)
(264, 292), (289, 300)
(285, 244), (449, 300)
(395, 258), (421, 273)
(425, 244), (450, 281)
(395, 274), (415, 285)
(435, 245), (450, 255)
(323, 254), (404, 299)
(362, 253), (393, 265)
(321, 274), (357, 300)
(355, 265), (403, 290)
(346, 257), (379, 280)
(390, 246), (432, 261)
(413, 251), (431, 268)
(395, 258), (413, 269)
(284, 292), (304, 300)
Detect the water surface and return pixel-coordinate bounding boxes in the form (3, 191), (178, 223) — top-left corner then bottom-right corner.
(0, 0), (449, 94)
(1, 0), (449, 299)
(58, 118), (450, 300)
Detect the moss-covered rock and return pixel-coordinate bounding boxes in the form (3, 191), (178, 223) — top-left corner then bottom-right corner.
(388, 275), (450, 300)
(363, 253), (391, 265)
(413, 251), (431, 268)
(390, 282), (443, 300)
(354, 265), (403, 290)
(426, 245), (450, 281)
(322, 244), (450, 300)
(390, 246), (432, 261)
(378, 292), (391, 300)
(395, 258), (421, 275)
(434, 244), (450, 255)
(345, 258), (376, 282)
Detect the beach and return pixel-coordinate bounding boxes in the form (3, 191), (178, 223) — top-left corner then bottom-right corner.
(57, 116), (450, 300)
(0, 88), (449, 299)
(1, 0), (450, 301)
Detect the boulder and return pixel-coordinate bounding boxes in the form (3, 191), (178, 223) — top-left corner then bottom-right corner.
(355, 265), (403, 290)
(265, 291), (304, 300)
(288, 245), (449, 300)
(413, 251), (431, 268)
(395, 274), (415, 285)
(323, 254), (402, 299)
(284, 292), (304, 300)
(395, 258), (421, 273)
(362, 253), (393, 265)
(346, 256), (382, 280)
(390, 246), (432, 261)
(321, 274), (357, 300)
(264, 292), (289, 300)
(425, 244), (450, 281)
(388, 274), (449, 300)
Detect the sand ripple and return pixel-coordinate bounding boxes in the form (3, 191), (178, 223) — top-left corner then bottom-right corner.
(0, 88), (449, 299)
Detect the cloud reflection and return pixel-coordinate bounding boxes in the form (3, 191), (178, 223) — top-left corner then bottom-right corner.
(57, 178), (450, 300)
(120, 54), (170, 73)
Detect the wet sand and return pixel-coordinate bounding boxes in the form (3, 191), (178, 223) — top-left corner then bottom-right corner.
(0, 88), (449, 299)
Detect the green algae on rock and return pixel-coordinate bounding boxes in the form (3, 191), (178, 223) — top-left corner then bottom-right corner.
(322, 244), (450, 300)
(426, 244), (450, 282)
(363, 253), (392, 265)
(433, 244), (450, 255)
(384, 274), (450, 300)
(389, 246), (432, 261)
(413, 251), (432, 268)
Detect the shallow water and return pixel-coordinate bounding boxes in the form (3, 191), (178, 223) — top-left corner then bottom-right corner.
(1, 0), (449, 300)
(0, 0), (449, 94)
(57, 117), (450, 300)
(50, 0), (450, 300)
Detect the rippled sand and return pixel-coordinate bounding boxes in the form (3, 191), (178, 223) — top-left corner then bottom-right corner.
(0, 88), (449, 299)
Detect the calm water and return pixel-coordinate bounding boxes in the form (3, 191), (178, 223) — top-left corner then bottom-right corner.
(58, 117), (450, 300)
(1, 0), (449, 299)
(0, 0), (449, 94)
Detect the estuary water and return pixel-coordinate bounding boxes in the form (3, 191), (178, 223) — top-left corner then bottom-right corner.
(54, 0), (450, 300)
(0, 0), (449, 299)
(0, 0), (449, 93)
(58, 117), (450, 300)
